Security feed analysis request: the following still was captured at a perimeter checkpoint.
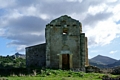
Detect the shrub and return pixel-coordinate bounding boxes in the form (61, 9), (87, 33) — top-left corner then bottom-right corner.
(86, 66), (100, 73)
(111, 66), (120, 75)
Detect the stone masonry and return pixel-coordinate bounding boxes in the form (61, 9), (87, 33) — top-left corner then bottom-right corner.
(26, 15), (89, 71)
(26, 43), (46, 68)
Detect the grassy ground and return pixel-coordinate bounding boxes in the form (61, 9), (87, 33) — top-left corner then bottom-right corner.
(4, 77), (102, 80)
(0, 69), (117, 80)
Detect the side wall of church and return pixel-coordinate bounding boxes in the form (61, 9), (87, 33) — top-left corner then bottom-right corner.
(26, 43), (46, 68)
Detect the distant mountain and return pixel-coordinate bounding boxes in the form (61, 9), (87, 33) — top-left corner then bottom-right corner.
(89, 60), (107, 68)
(90, 55), (118, 65)
(107, 60), (120, 68)
(89, 55), (119, 68)
(12, 52), (25, 59)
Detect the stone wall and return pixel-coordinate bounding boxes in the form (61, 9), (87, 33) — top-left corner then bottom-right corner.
(26, 15), (89, 71)
(26, 43), (46, 68)
(80, 33), (85, 71)
(45, 15), (87, 70)
(85, 37), (89, 66)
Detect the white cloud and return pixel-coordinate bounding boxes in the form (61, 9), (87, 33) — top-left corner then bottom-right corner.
(0, 0), (15, 8)
(16, 45), (27, 52)
(88, 3), (108, 15)
(66, 0), (83, 2)
(112, 5), (120, 22)
(39, 14), (50, 20)
(0, 0), (120, 53)
(0, 29), (4, 36)
(85, 19), (120, 46)
(109, 50), (117, 54)
(106, 0), (117, 2)
(8, 9), (23, 19)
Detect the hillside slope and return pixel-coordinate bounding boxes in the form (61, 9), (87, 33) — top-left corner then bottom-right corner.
(90, 55), (118, 65)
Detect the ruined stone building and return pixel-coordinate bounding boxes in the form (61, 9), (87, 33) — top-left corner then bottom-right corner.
(26, 15), (89, 71)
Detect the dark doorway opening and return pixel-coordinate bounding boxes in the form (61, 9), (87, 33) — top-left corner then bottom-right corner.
(62, 54), (70, 69)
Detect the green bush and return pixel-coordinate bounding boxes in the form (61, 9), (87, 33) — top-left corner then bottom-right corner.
(112, 67), (120, 75)
(86, 66), (100, 73)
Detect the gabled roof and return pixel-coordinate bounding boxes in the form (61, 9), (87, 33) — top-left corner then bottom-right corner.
(47, 15), (81, 26)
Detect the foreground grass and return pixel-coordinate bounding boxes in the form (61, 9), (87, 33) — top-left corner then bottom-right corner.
(0, 69), (117, 80)
(5, 76), (101, 80)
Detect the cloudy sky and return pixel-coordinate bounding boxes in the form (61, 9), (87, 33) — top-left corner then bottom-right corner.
(0, 0), (120, 59)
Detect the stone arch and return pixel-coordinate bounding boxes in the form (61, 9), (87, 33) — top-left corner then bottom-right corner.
(62, 45), (69, 50)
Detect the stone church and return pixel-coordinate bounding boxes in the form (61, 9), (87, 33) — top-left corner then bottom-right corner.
(26, 15), (89, 71)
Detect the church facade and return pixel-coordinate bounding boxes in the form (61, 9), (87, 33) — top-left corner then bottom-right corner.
(26, 15), (89, 71)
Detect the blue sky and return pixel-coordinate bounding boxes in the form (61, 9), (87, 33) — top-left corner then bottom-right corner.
(0, 37), (14, 56)
(0, 0), (120, 59)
